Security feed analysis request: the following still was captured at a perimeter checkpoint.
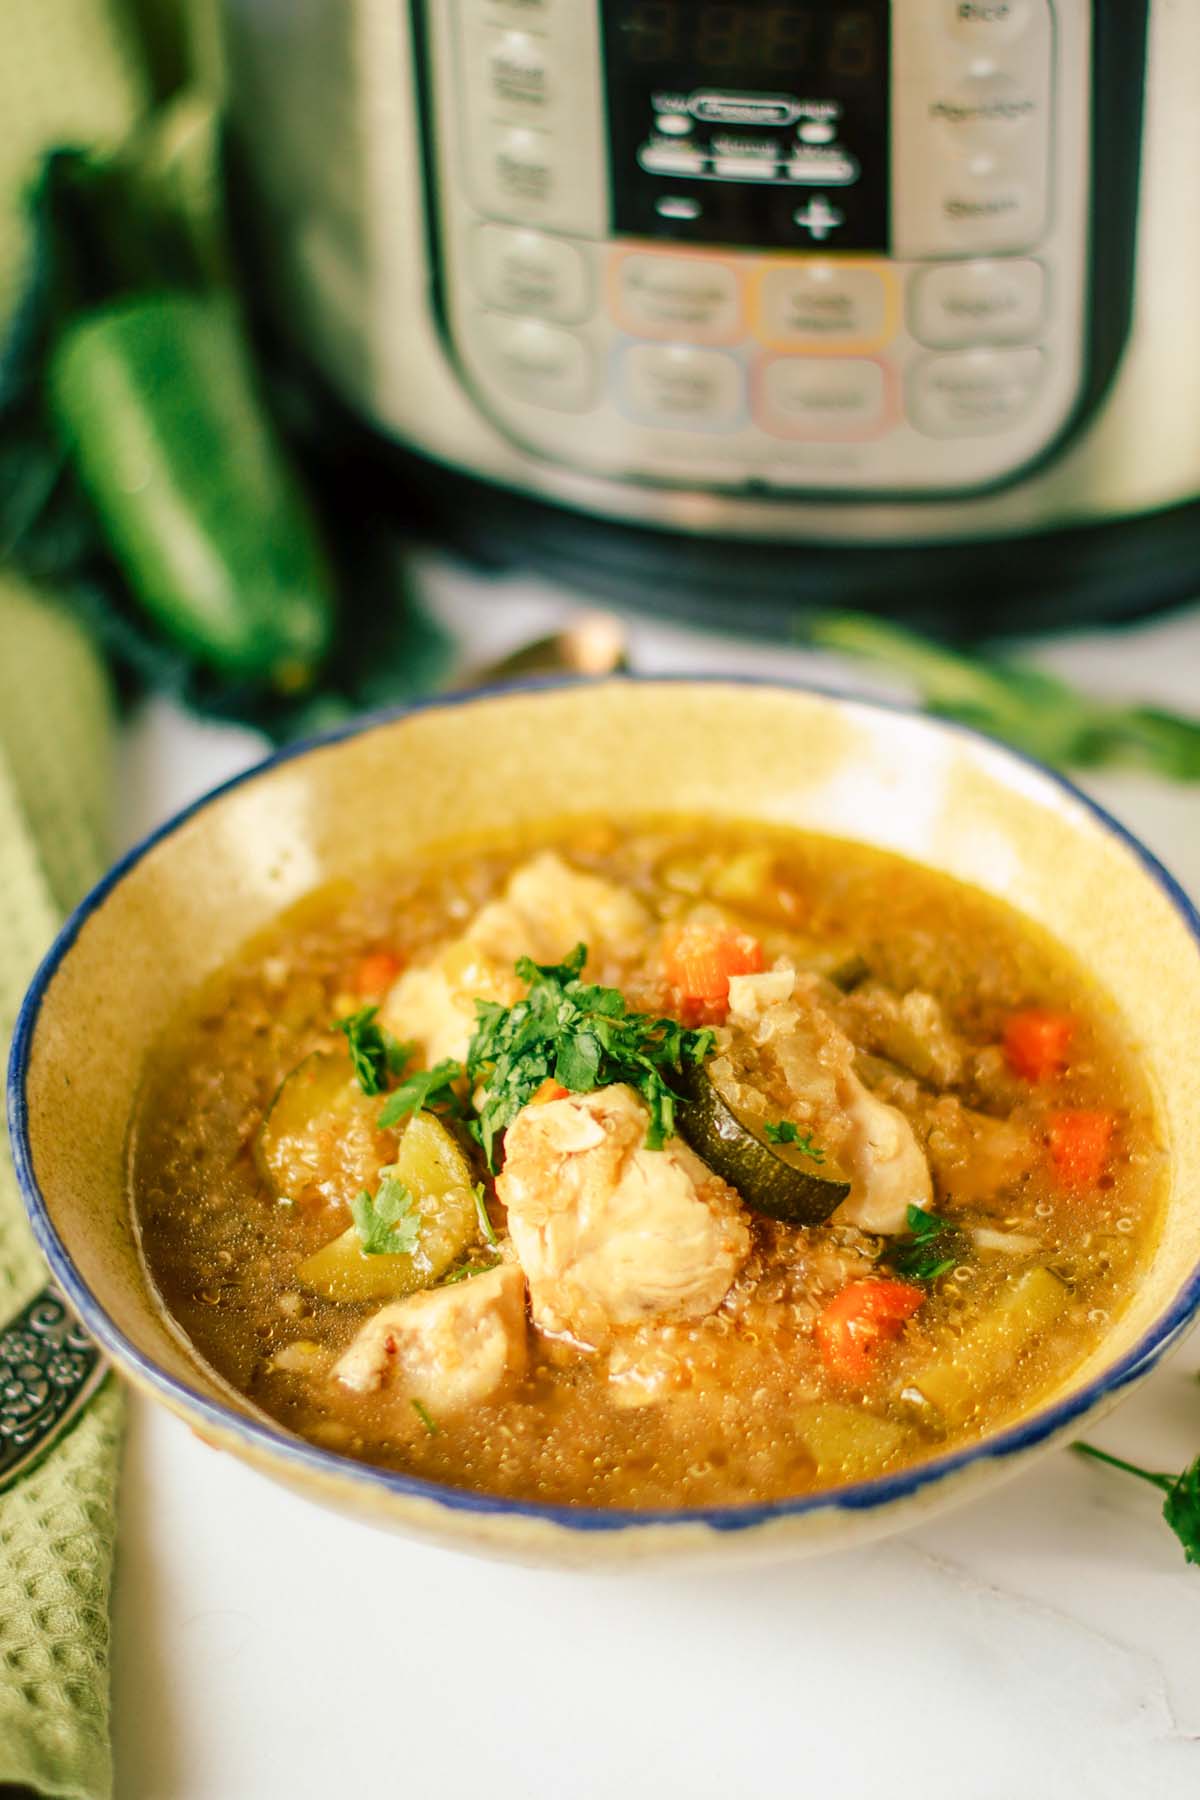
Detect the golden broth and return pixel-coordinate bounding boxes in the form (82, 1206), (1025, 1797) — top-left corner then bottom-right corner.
(129, 819), (1166, 1509)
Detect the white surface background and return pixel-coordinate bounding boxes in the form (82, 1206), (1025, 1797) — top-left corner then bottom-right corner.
(110, 564), (1200, 1798)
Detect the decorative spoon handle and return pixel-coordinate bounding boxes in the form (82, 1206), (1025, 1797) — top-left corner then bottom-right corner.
(0, 1282), (108, 1492)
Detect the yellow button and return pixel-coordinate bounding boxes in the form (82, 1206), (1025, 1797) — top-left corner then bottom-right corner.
(752, 259), (897, 353)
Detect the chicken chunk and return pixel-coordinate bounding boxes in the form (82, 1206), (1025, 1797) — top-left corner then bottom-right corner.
(836, 1075), (933, 1234)
(721, 965), (933, 1235)
(923, 1094), (1035, 1207)
(472, 851), (650, 970)
(497, 1084), (750, 1350)
(382, 852), (650, 1066)
(332, 1264), (528, 1421)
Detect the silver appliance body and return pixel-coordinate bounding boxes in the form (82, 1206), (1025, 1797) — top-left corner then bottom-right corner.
(220, 1), (1200, 623)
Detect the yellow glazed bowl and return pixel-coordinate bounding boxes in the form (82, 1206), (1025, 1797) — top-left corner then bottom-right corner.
(10, 678), (1200, 1566)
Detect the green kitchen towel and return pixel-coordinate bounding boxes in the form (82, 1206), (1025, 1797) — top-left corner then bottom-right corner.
(0, 569), (122, 1800)
(1, 5), (146, 1790)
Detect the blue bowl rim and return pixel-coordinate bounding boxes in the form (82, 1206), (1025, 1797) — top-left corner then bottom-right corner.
(8, 670), (1200, 1536)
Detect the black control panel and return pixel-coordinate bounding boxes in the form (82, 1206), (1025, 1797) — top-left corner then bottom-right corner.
(601, 1), (891, 250)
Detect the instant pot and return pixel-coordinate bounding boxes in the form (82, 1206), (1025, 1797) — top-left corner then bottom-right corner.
(219, 1), (1200, 634)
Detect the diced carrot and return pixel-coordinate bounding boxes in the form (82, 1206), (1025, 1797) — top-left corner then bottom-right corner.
(661, 921), (764, 1003)
(1047, 1110), (1114, 1188)
(816, 1278), (925, 1384)
(677, 996), (732, 1030)
(531, 1080), (570, 1105)
(1004, 1008), (1075, 1081)
(354, 950), (402, 997)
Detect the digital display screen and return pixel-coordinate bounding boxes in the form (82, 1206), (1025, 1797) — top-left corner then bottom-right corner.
(617, 3), (881, 81)
(601, 0), (891, 251)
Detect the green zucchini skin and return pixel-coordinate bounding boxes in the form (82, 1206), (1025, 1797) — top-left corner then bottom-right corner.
(49, 292), (335, 687)
(674, 1062), (850, 1226)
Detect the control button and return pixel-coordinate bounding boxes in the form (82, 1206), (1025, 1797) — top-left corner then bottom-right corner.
(640, 141), (706, 177)
(945, 1), (1035, 46)
(484, 29), (551, 111)
(792, 196), (845, 241)
(692, 92), (797, 126)
(910, 258), (1045, 347)
(757, 357), (889, 440)
(481, 126), (556, 211)
(713, 153), (778, 180)
(476, 313), (594, 411)
(937, 175), (1042, 248)
(619, 344), (743, 429)
(930, 65), (1044, 148)
(614, 253), (741, 342)
(910, 346), (1043, 436)
(473, 225), (590, 324)
(755, 263), (893, 352)
(786, 148), (860, 185)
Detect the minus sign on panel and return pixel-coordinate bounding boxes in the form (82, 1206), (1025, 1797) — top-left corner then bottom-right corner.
(656, 196), (702, 219)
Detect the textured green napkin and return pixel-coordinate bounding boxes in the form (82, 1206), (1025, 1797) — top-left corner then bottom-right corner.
(0, 570), (122, 1799)
(1, 3), (147, 1791)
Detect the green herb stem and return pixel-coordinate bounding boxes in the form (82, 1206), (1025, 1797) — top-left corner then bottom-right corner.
(411, 1399), (440, 1437)
(473, 1183), (499, 1248)
(1071, 1441), (1174, 1494)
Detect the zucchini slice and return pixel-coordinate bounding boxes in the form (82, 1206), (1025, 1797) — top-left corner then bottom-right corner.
(673, 1062), (850, 1226)
(794, 1401), (908, 1481)
(256, 1050), (387, 1205)
(912, 1264), (1070, 1425)
(296, 1112), (481, 1303)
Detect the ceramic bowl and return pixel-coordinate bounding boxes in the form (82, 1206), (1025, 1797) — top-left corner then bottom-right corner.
(10, 678), (1200, 1565)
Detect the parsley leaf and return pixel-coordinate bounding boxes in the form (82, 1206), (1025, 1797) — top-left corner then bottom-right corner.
(763, 1120), (825, 1160)
(465, 943), (715, 1169)
(335, 1005), (412, 1096)
(350, 1167), (420, 1257)
(377, 1058), (464, 1128)
(1073, 1443), (1200, 1567)
(890, 1204), (961, 1283)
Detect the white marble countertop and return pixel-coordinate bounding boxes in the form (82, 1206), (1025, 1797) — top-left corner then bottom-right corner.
(111, 565), (1200, 1799)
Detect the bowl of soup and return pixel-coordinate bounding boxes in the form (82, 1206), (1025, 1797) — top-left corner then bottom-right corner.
(9, 678), (1200, 1564)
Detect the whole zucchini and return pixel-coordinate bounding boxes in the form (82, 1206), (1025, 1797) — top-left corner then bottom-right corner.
(49, 292), (335, 688)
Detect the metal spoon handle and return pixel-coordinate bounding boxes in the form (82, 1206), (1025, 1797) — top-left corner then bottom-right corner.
(0, 1282), (108, 1493)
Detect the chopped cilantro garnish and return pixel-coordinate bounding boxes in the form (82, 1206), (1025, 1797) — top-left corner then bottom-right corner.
(411, 1399), (440, 1437)
(335, 1005), (412, 1097)
(377, 1059), (464, 1128)
(763, 1120), (825, 1160)
(474, 1182), (498, 1248)
(349, 1166), (420, 1257)
(890, 1204), (960, 1283)
(465, 943), (715, 1169)
(1073, 1443), (1200, 1567)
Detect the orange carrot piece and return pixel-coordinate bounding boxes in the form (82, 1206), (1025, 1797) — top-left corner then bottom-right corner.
(1048, 1110), (1115, 1188)
(1004, 1008), (1075, 1081)
(661, 921), (763, 1003)
(816, 1278), (925, 1384)
(354, 950), (402, 997)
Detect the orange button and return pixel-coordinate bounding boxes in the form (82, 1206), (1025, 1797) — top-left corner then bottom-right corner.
(610, 249), (744, 345)
(751, 258), (897, 353)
